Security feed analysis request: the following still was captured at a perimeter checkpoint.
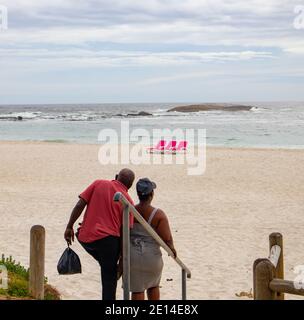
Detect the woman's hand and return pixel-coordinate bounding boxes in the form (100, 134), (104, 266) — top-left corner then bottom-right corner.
(169, 246), (177, 259)
(165, 241), (177, 258)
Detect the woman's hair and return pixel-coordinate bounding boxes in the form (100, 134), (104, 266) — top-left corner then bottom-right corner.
(138, 191), (153, 202)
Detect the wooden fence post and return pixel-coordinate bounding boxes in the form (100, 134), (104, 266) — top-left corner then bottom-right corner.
(29, 225), (45, 300)
(253, 258), (265, 300)
(269, 232), (284, 300)
(254, 259), (275, 300)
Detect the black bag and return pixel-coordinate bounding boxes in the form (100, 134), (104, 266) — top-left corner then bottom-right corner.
(57, 246), (82, 275)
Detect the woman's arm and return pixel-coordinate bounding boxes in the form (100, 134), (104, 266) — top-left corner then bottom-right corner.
(155, 210), (177, 258)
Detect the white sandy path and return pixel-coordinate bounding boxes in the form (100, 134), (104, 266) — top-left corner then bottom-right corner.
(0, 142), (304, 299)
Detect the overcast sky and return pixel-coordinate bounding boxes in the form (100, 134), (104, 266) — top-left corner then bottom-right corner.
(0, 0), (303, 104)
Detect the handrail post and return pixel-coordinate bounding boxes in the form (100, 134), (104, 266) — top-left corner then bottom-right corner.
(182, 269), (187, 300)
(269, 233), (284, 300)
(122, 205), (130, 300)
(29, 225), (45, 300)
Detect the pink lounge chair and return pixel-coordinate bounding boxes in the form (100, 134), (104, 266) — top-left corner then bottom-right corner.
(165, 140), (188, 154)
(147, 140), (166, 153)
(164, 140), (177, 153)
(176, 140), (188, 152)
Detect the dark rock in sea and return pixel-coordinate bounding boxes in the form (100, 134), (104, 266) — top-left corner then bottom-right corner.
(138, 111), (153, 116)
(0, 116), (23, 121)
(126, 111), (153, 117)
(167, 104), (253, 113)
(114, 111), (153, 117)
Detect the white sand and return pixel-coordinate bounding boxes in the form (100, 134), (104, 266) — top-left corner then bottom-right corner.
(1, 141), (304, 300)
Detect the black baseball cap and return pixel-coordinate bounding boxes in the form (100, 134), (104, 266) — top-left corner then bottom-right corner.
(136, 178), (157, 196)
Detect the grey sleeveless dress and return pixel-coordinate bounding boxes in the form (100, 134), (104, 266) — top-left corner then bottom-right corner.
(130, 208), (164, 292)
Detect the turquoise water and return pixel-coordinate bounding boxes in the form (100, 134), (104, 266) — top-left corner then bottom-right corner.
(0, 102), (304, 148)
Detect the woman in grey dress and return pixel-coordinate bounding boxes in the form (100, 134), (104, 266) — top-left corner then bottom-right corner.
(130, 178), (177, 300)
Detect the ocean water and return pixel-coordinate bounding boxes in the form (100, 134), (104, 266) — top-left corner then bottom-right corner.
(0, 102), (304, 148)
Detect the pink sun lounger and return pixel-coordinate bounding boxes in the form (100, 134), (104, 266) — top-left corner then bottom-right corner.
(147, 140), (188, 154)
(176, 140), (188, 152)
(165, 140), (188, 153)
(147, 140), (166, 153)
(164, 140), (177, 152)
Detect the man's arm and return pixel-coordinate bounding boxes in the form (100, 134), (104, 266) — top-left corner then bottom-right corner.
(64, 198), (87, 245)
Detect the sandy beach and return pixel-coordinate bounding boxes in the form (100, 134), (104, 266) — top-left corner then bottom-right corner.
(1, 141), (304, 300)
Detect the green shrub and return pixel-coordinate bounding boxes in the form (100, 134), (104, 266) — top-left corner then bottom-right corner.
(1, 254), (29, 280)
(0, 254), (60, 300)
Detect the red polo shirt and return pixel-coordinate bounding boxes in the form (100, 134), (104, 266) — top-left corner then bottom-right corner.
(77, 180), (134, 243)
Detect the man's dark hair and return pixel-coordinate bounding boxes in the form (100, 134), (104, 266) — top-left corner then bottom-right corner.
(117, 168), (135, 189)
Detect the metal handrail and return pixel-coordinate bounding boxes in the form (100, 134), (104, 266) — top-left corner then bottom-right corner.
(114, 191), (191, 300)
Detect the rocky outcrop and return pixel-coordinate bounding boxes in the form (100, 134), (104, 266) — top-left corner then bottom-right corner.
(127, 111), (153, 117)
(167, 104), (253, 113)
(0, 116), (23, 121)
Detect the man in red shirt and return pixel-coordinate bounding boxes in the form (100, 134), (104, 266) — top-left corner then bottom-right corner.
(64, 168), (135, 300)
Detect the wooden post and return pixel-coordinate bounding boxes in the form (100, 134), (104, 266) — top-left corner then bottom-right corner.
(269, 232), (284, 300)
(253, 258), (265, 300)
(254, 259), (275, 300)
(29, 225), (45, 300)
